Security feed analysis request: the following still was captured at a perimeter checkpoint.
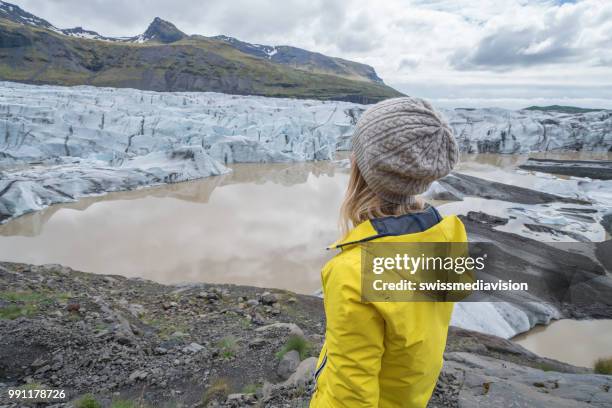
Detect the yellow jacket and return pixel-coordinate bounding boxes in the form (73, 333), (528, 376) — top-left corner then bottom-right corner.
(310, 207), (467, 408)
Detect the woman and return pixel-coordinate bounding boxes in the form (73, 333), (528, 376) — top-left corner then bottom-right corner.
(310, 97), (467, 408)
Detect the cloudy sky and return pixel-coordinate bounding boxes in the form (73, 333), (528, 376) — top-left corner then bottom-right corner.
(9, 0), (612, 108)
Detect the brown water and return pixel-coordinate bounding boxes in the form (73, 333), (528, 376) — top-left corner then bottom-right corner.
(0, 161), (347, 293)
(0, 152), (610, 293)
(513, 319), (612, 368)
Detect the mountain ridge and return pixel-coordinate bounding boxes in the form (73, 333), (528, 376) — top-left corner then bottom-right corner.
(211, 34), (384, 84)
(0, 1), (399, 101)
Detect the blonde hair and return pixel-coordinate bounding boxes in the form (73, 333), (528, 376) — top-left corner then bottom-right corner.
(339, 157), (424, 237)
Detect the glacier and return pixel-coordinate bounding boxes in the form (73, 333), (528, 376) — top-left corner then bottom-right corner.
(0, 82), (360, 221)
(450, 302), (561, 339)
(0, 147), (229, 222)
(2, 81), (611, 224)
(449, 107), (612, 153)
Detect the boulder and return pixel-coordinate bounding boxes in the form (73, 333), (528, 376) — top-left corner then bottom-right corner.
(254, 322), (304, 337)
(439, 173), (588, 205)
(277, 350), (301, 379)
(284, 357), (317, 387)
(182, 342), (205, 354)
(601, 212), (612, 236)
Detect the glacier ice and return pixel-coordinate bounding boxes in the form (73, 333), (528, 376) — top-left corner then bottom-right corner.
(0, 82), (359, 221)
(447, 107), (612, 153)
(0, 82), (357, 164)
(0, 146), (229, 222)
(451, 302), (561, 339)
(2, 81), (611, 224)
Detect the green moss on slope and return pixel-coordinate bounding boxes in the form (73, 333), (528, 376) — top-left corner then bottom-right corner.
(0, 19), (403, 103)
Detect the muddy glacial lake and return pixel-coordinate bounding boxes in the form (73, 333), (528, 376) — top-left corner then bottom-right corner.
(0, 153), (609, 292)
(513, 319), (612, 368)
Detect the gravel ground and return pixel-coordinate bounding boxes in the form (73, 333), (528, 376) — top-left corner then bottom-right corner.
(1, 262), (611, 407)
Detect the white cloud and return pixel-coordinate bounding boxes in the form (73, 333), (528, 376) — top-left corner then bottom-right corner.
(450, 0), (612, 70)
(398, 57), (420, 71)
(8, 0), (612, 108)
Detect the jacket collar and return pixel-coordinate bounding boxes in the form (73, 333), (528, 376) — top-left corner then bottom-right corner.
(327, 218), (378, 250)
(328, 206), (443, 250)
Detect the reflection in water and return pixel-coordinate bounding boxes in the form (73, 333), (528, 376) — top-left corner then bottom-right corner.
(0, 161), (347, 293)
(513, 319), (612, 367)
(0, 153), (610, 293)
(0, 161), (342, 237)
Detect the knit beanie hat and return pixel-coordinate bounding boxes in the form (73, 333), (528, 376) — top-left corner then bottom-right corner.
(352, 97), (458, 204)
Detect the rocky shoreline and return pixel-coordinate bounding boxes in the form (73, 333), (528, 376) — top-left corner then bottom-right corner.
(1, 262), (611, 407)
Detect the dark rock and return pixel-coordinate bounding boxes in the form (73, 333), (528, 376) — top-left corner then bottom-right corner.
(428, 373), (461, 408)
(561, 213), (596, 223)
(439, 172), (589, 205)
(519, 158), (612, 180)
(115, 334), (133, 346)
(465, 211), (509, 226)
(559, 207), (598, 214)
(248, 337), (267, 349)
(34, 364), (51, 375)
(50, 361), (63, 371)
(206, 291), (220, 301)
(260, 291), (278, 305)
(0, 27), (33, 48)
(596, 240), (612, 273)
(251, 313), (266, 325)
(103, 276), (118, 285)
(66, 302), (80, 312)
(601, 212), (612, 236)
(277, 350), (300, 379)
(462, 218), (612, 316)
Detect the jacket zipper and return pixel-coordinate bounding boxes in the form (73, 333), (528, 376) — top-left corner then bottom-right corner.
(314, 352), (327, 382)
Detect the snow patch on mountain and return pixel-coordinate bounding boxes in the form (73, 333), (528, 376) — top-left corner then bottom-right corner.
(0, 1), (181, 43)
